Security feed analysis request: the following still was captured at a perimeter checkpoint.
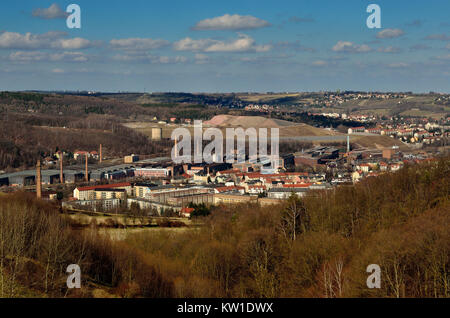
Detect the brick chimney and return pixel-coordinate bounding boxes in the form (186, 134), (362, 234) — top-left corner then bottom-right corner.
(174, 138), (178, 159)
(59, 151), (64, 184)
(85, 153), (89, 182)
(36, 160), (42, 199)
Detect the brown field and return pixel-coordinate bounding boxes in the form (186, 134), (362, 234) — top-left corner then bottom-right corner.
(124, 115), (336, 140)
(123, 115), (412, 150)
(351, 135), (409, 150)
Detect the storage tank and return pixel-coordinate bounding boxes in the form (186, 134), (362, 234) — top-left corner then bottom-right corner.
(152, 127), (162, 140)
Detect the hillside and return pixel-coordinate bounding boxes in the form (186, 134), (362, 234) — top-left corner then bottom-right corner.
(205, 115), (336, 137)
(0, 114), (169, 170)
(0, 157), (448, 298)
(205, 115), (296, 128)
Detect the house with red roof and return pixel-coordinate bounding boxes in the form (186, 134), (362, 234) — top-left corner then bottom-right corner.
(73, 182), (132, 200)
(180, 207), (194, 218)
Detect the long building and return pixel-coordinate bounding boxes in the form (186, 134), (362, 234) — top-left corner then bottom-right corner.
(73, 182), (132, 200)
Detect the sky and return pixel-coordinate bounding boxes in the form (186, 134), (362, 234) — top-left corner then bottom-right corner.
(0, 0), (449, 93)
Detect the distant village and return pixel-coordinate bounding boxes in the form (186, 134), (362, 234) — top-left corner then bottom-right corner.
(0, 135), (444, 219)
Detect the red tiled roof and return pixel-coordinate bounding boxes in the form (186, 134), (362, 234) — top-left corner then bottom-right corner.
(282, 183), (312, 188)
(76, 182), (131, 192)
(215, 186), (245, 193)
(181, 207), (194, 214)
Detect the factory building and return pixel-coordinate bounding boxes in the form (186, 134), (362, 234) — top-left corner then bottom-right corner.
(134, 168), (170, 178)
(147, 187), (212, 203)
(73, 182), (132, 200)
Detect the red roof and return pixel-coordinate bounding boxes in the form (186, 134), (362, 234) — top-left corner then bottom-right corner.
(181, 173), (192, 179)
(181, 207), (194, 214)
(215, 186), (245, 193)
(76, 182), (131, 192)
(282, 183), (312, 188)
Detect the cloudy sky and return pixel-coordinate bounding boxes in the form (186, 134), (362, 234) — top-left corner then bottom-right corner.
(1, 0), (449, 92)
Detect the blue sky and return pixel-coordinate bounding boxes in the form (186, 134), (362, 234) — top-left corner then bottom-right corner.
(0, 0), (449, 92)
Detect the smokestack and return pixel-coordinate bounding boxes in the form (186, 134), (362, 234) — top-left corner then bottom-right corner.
(85, 153), (89, 182)
(99, 144), (103, 163)
(174, 138), (178, 159)
(59, 151), (64, 184)
(36, 160), (42, 199)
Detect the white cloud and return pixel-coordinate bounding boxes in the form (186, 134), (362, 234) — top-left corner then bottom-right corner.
(52, 38), (95, 49)
(376, 29), (405, 39)
(50, 52), (89, 62)
(0, 31), (94, 50)
(173, 38), (215, 51)
(377, 46), (401, 53)
(332, 41), (371, 53)
(110, 38), (169, 50)
(9, 51), (47, 62)
(206, 35), (271, 52)
(276, 41), (316, 52)
(174, 34), (271, 53)
(112, 53), (187, 64)
(195, 53), (210, 64)
(0, 31), (52, 49)
(193, 14), (270, 30)
(32, 3), (67, 19)
(9, 51), (90, 63)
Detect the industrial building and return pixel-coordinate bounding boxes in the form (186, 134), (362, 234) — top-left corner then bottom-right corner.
(73, 182), (132, 200)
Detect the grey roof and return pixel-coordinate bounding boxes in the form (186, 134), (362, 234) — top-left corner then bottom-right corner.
(268, 187), (309, 193)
